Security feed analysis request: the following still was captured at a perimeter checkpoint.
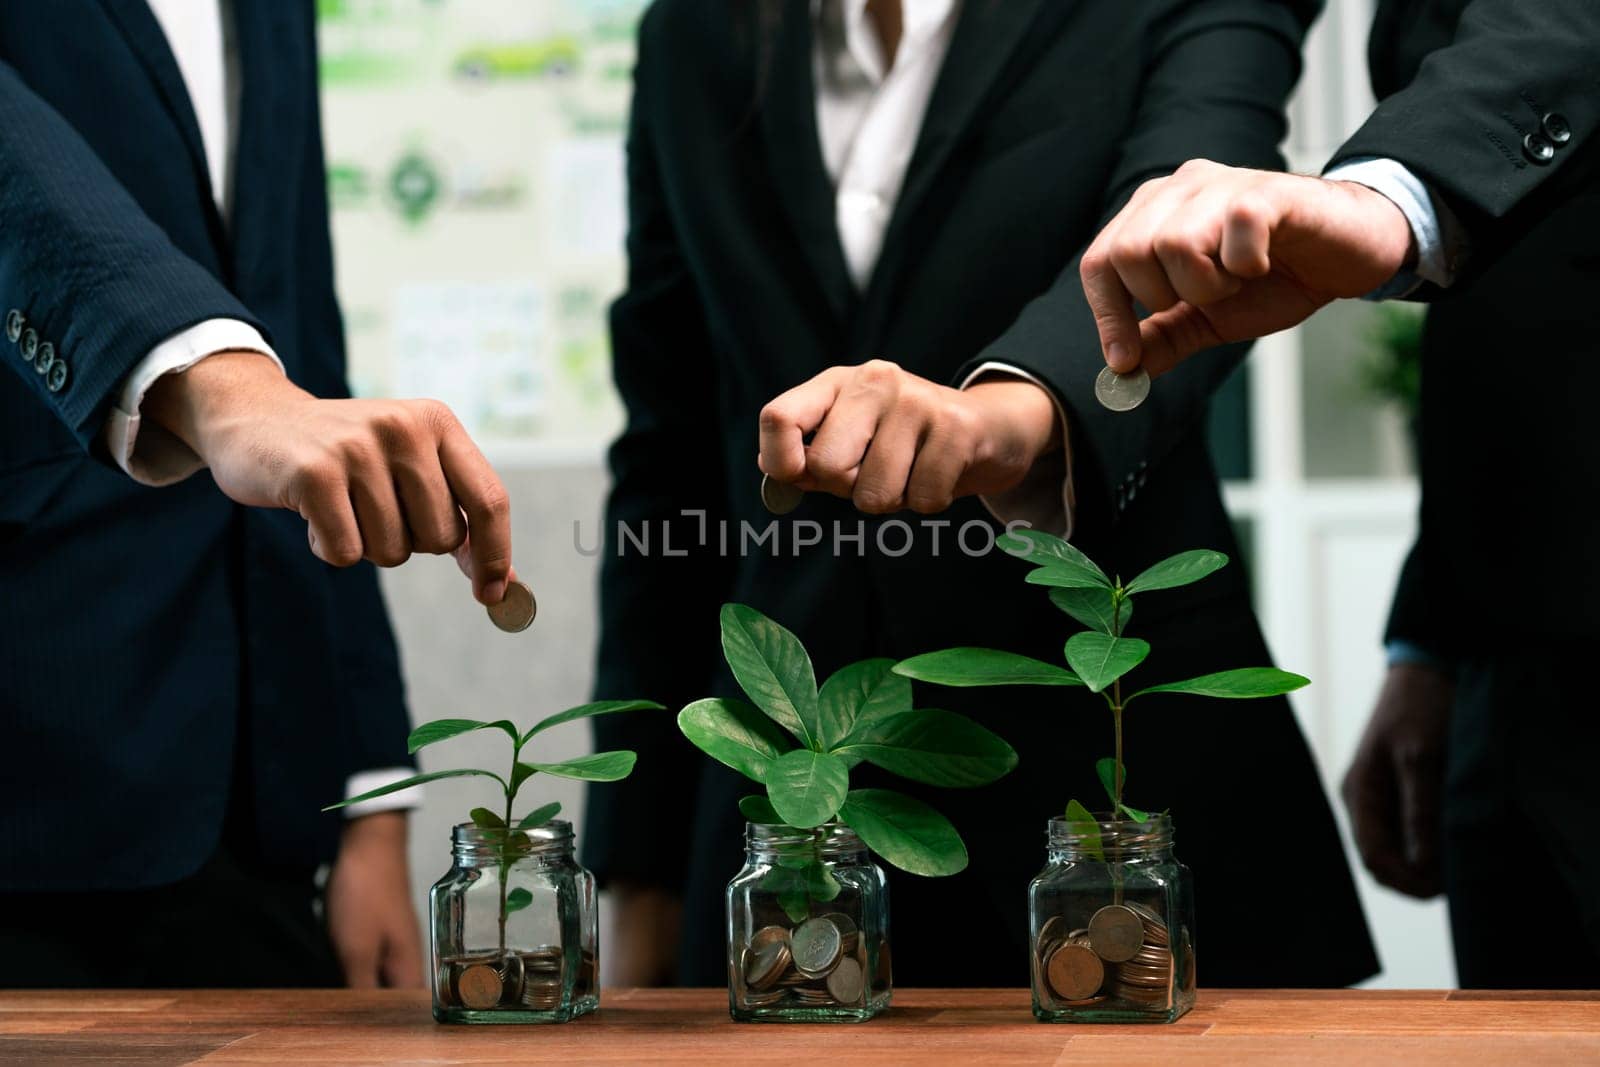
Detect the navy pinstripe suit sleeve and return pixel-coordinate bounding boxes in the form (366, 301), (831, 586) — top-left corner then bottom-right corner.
(0, 59), (266, 450)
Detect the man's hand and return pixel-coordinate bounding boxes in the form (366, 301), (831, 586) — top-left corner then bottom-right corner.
(1341, 662), (1455, 899)
(757, 361), (1061, 515)
(143, 351), (514, 604)
(1080, 160), (1416, 378)
(325, 812), (424, 988)
(605, 881), (682, 987)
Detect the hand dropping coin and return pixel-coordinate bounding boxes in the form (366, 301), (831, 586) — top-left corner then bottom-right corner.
(487, 579), (537, 633)
(760, 473), (805, 515)
(1094, 365), (1151, 412)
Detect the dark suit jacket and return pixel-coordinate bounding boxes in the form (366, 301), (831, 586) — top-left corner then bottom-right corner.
(1329, 0), (1600, 651)
(0, 0), (410, 890)
(586, 0), (1376, 988)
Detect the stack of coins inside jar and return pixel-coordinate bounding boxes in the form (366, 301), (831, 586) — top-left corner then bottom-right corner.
(736, 913), (885, 1011)
(439, 946), (598, 1012)
(1034, 902), (1188, 1011)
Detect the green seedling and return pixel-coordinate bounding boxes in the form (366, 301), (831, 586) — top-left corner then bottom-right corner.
(325, 700), (662, 951)
(895, 530), (1308, 834)
(679, 604), (1017, 919)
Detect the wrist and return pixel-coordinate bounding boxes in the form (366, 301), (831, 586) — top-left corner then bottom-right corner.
(143, 349), (302, 459)
(1330, 178), (1418, 277)
(966, 379), (1062, 466)
(340, 810), (409, 850)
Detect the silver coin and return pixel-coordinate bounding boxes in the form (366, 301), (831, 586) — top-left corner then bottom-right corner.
(486, 579), (537, 633)
(791, 916), (843, 977)
(760, 474), (805, 515)
(1094, 365), (1151, 413)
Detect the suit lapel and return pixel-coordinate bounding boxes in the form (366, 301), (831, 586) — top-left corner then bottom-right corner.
(855, 0), (1059, 343)
(94, 0), (220, 234)
(760, 0), (857, 325)
(886, 0), (1051, 233)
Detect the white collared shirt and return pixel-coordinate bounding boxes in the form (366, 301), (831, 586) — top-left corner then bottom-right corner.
(813, 0), (960, 289)
(120, 1), (412, 816)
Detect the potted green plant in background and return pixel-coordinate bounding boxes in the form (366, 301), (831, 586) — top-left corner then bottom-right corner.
(1358, 302), (1425, 462)
(895, 530), (1308, 1023)
(679, 604), (1018, 1022)
(327, 699), (661, 1023)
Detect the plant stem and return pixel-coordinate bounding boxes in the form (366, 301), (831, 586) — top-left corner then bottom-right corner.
(1110, 589), (1126, 814)
(1112, 686), (1124, 813)
(498, 740), (521, 958)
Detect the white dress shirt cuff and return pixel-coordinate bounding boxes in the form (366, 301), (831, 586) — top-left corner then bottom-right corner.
(342, 767), (424, 818)
(1324, 156), (1470, 299)
(959, 361), (1076, 540)
(103, 318), (282, 487)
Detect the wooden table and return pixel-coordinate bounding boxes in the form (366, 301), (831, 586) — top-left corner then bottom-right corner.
(4, 988), (1598, 1065)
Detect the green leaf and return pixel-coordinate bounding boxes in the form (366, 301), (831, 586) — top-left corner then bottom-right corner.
(837, 789), (967, 877)
(678, 698), (792, 783)
(1063, 632), (1151, 694)
(816, 658), (908, 752)
(1124, 549), (1228, 595)
(406, 718), (519, 754)
(738, 794), (785, 825)
(469, 807), (505, 829)
(998, 529), (1111, 588)
(322, 768), (505, 811)
(1049, 587), (1133, 636)
(720, 604), (820, 747)
(516, 801), (562, 829)
(1024, 565), (1114, 592)
(893, 648), (1082, 688)
(1129, 667), (1311, 702)
(511, 762), (537, 792)
(520, 700), (665, 744)
(834, 708), (1018, 788)
(765, 750), (849, 828)
(1095, 757), (1124, 807)
(521, 750), (637, 782)
(804, 859), (841, 903)
(759, 866), (811, 923)
(1120, 802), (1152, 822)
(505, 888), (533, 914)
(1064, 798), (1103, 861)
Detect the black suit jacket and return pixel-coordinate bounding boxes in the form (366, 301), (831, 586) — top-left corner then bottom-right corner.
(0, 0), (410, 889)
(1330, 0), (1600, 651)
(587, 0), (1376, 988)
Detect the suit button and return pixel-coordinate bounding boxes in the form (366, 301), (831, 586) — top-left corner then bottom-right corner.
(4, 309), (21, 344)
(1543, 112), (1572, 145)
(33, 341), (54, 375)
(46, 360), (69, 393)
(1523, 132), (1556, 165)
(20, 327), (38, 361)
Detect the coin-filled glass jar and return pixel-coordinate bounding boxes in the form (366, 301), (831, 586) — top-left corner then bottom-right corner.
(726, 822), (892, 1022)
(429, 820), (598, 1023)
(1028, 814), (1196, 1023)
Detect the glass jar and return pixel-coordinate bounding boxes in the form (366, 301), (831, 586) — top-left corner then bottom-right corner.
(428, 820), (598, 1023)
(1028, 814), (1196, 1023)
(725, 822), (892, 1022)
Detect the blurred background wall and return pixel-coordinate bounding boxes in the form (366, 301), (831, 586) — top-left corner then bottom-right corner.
(313, 0), (1449, 986)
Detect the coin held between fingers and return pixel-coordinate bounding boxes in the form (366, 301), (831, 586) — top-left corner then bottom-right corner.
(761, 473), (805, 515)
(1094, 365), (1151, 412)
(487, 579), (537, 633)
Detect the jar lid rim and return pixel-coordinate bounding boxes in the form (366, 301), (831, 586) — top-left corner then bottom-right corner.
(451, 818), (575, 843)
